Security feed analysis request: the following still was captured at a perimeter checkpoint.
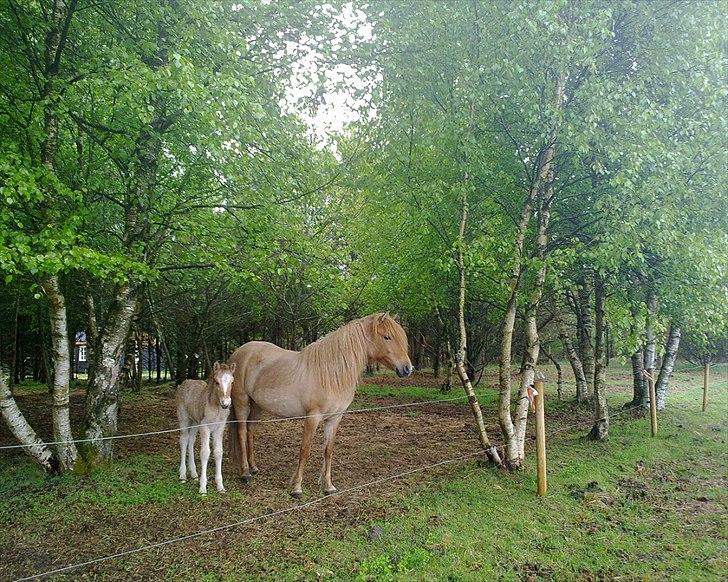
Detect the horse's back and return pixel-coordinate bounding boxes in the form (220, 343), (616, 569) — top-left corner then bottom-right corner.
(228, 340), (309, 416)
(230, 341), (289, 372)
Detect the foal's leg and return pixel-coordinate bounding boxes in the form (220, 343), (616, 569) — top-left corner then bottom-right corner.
(178, 407), (190, 482)
(319, 414), (343, 495)
(290, 414), (322, 499)
(179, 427), (189, 482)
(213, 424), (225, 493)
(187, 426), (198, 480)
(198, 425), (211, 495)
(247, 402), (262, 475)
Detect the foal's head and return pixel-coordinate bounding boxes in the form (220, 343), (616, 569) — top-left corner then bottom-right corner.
(368, 313), (413, 378)
(210, 362), (236, 409)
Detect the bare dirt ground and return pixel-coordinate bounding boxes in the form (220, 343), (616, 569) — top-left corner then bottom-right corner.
(0, 378), (499, 580)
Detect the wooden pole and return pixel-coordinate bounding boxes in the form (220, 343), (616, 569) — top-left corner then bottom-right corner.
(702, 363), (710, 412)
(534, 375), (547, 497)
(647, 368), (658, 437)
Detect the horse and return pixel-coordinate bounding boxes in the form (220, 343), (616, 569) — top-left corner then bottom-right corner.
(176, 361), (236, 495)
(228, 312), (413, 498)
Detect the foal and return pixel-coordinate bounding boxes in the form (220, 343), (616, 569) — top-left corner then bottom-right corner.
(176, 362), (236, 495)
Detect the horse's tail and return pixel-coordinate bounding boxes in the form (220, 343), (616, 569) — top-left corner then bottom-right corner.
(228, 400), (242, 473)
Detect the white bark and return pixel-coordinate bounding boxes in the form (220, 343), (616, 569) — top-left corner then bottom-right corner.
(454, 101), (500, 466)
(0, 373), (57, 472)
(41, 274), (77, 470)
(499, 74), (563, 469)
(84, 287), (138, 462)
(656, 325), (681, 410)
(589, 274), (609, 440)
(555, 304), (588, 401)
(513, 188), (551, 462)
(643, 292), (658, 372)
(576, 281), (594, 398)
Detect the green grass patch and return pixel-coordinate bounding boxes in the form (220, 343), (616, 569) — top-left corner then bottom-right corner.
(0, 453), (198, 526)
(273, 370), (728, 581)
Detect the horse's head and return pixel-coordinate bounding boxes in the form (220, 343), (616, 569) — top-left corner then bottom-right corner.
(211, 361), (236, 409)
(368, 313), (413, 378)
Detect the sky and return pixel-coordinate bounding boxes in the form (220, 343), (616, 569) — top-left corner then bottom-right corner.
(280, 2), (374, 147)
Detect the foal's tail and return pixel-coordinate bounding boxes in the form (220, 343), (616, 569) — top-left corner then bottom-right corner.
(228, 401), (243, 473)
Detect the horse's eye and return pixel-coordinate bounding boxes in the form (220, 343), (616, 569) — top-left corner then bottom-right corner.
(383, 335), (391, 341)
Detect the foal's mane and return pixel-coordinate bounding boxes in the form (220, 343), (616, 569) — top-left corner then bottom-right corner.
(299, 315), (374, 394)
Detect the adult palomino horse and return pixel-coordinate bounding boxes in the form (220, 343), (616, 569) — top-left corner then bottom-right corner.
(228, 312), (413, 498)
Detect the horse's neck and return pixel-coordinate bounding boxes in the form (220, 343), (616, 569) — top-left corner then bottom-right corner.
(300, 319), (370, 394)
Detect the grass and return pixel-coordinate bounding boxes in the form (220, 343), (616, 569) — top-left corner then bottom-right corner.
(277, 368), (727, 581)
(1, 364), (726, 580)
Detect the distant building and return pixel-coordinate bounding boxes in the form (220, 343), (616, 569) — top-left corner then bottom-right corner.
(74, 332), (88, 374)
(73, 331), (163, 375)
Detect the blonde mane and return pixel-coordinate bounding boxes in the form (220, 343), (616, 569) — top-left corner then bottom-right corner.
(298, 316), (372, 394)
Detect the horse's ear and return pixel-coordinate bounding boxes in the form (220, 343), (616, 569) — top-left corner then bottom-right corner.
(213, 361), (220, 371)
(229, 362), (237, 373)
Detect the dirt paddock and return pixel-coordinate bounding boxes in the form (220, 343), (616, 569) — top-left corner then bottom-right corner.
(0, 378), (515, 580)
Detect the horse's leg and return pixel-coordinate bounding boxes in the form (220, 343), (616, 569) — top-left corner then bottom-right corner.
(213, 424), (225, 493)
(247, 401), (262, 475)
(290, 414), (321, 499)
(187, 426), (199, 480)
(198, 425), (211, 495)
(319, 414), (343, 495)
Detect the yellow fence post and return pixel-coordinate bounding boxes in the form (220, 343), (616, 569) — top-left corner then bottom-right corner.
(534, 373), (547, 497)
(702, 363), (710, 412)
(646, 369), (658, 437)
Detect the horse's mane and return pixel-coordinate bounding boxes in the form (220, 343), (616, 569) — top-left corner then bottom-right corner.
(298, 315), (373, 394)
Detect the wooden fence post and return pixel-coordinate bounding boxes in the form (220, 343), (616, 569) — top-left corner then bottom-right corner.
(702, 363), (710, 412)
(647, 369), (658, 437)
(534, 374), (547, 497)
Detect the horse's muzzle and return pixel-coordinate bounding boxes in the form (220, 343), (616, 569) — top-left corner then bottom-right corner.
(396, 364), (414, 378)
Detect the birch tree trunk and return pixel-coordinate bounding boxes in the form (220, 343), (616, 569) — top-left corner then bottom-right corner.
(643, 291), (658, 373)
(498, 74), (564, 469)
(498, 195), (535, 468)
(0, 373), (58, 472)
(555, 299), (588, 401)
(512, 177), (553, 462)
(589, 274), (609, 440)
(542, 346), (562, 401)
(656, 325), (681, 410)
(576, 281), (594, 399)
(83, 286), (138, 462)
(628, 347), (648, 410)
(40, 275), (77, 470)
(454, 99), (500, 466)
(30, 0), (80, 471)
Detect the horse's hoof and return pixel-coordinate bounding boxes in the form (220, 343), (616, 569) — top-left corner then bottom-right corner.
(217, 488), (226, 494)
(179, 479), (187, 484)
(241, 474), (253, 484)
(290, 490), (303, 500)
(199, 490), (207, 496)
(324, 487), (337, 496)
(250, 466), (259, 475)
